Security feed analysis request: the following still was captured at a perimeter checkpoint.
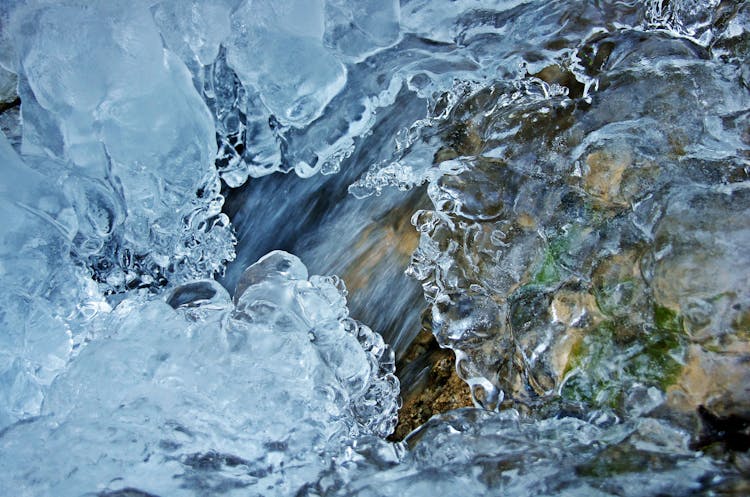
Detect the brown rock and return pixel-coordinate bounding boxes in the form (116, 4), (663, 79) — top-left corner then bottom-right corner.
(390, 328), (474, 441)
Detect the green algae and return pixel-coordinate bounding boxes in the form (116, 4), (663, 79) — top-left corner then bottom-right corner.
(561, 305), (686, 409)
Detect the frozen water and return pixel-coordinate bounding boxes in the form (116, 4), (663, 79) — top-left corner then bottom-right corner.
(10, 0), (235, 292)
(226, 0), (346, 128)
(151, 0), (233, 69)
(324, 0), (402, 62)
(0, 133), (99, 429)
(0, 252), (398, 496)
(393, 3), (750, 412)
(1, 0), (749, 496)
(0, 67), (15, 106)
(312, 408), (729, 496)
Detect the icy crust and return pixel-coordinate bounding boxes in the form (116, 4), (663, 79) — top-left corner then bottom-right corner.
(0, 251), (399, 497)
(7, 0), (235, 293)
(179, 0), (698, 186)
(398, 12), (749, 415)
(85, 0), (742, 189)
(349, 0), (749, 197)
(310, 408), (731, 497)
(10, 0), (738, 194)
(643, 0), (723, 45)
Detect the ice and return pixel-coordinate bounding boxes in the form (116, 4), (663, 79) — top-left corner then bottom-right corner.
(10, 0), (235, 292)
(400, 0), (531, 44)
(0, 252), (399, 496)
(151, 0), (233, 68)
(0, 133), (91, 429)
(324, 0), (401, 62)
(396, 18), (750, 412)
(205, 0), (362, 182)
(650, 186), (750, 342)
(0, 0), (234, 431)
(310, 409), (730, 497)
(226, 0), (346, 128)
(644, 0), (723, 45)
(0, 66), (15, 106)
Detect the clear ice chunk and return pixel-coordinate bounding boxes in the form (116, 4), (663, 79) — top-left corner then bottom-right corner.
(0, 133), (93, 429)
(9, 0), (235, 292)
(324, 0), (402, 62)
(0, 252), (399, 496)
(226, 0), (347, 127)
(151, 0), (233, 68)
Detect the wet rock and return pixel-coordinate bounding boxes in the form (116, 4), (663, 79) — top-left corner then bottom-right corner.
(391, 328), (473, 441)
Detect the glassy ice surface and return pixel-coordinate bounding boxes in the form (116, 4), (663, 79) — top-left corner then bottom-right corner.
(1, 252), (399, 496)
(1, 0), (749, 496)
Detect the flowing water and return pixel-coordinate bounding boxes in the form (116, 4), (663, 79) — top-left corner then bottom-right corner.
(0, 0), (749, 496)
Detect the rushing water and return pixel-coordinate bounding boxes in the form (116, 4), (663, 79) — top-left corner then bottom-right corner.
(0, 0), (749, 495)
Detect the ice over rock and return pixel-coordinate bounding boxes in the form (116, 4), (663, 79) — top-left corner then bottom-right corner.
(0, 251), (399, 496)
(312, 408), (725, 497)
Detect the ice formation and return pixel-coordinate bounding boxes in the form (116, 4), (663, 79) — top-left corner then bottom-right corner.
(10, 1), (235, 293)
(310, 409), (731, 496)
(1, 0), (749, 496)
(0, 252), (398, 496)
(401, 23), (750, 410)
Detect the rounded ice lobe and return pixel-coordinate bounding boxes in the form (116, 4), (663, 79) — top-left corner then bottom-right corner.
(0, 252), (399, 496)
(226, 0), (347, 128)
(233, 251), (399, 436)
(234, 250), (309, 300)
